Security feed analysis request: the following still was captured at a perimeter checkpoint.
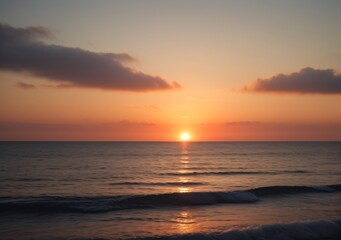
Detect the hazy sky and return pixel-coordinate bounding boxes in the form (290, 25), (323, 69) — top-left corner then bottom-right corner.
(1, 0), (341, 141)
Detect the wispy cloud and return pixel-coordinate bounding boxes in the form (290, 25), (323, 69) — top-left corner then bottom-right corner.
(195, 122), (341, 141)
(1, 121), (340, 141)
(0, 120), (171, 141)
(241, 68), (341, 94)
(0, 23), (181, 92)
(16, 82), (36, 89)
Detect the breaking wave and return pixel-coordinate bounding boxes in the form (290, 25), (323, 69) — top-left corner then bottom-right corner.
(0, 184), (339, 214)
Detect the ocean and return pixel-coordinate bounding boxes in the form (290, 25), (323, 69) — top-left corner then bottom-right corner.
(0, 142), (340, 240)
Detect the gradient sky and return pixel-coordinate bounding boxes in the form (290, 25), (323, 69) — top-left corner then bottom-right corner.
(1, 0), (341, 141)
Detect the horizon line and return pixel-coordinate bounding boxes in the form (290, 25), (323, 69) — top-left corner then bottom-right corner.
(1, 140), (340, 143)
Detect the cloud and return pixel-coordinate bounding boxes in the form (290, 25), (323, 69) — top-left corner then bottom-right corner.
(242, 68), (341, 94)
(16, 82), (36, 89)
(0, 23), (181, 92)
(0, 121), (173, 141)
(1, 121), (341, 141)
(194, 122), (341, 141)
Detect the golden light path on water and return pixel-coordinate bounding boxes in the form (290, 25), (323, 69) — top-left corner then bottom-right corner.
(171, 210), (199, 235)
(177, 142), (192, 193)
(173, 142), (199, 234)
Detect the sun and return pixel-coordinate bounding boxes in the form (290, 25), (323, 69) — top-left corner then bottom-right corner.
(180, 132), (191, 141)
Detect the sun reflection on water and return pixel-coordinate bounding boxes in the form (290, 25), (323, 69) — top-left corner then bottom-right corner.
(178, 187), (190, 193)
(180, 155), (189, 164)
(176, 142), (193, 193)
(171, 210), (198, 234)
(179, 177), (190, 183)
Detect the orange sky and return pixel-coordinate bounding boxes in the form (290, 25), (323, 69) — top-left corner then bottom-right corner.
(0, 1), (340, 141)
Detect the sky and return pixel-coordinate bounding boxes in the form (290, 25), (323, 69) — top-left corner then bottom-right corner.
(0, 0), (341, 141)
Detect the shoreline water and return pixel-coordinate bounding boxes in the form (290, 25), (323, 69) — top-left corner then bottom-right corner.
(127, 220), (341, 240)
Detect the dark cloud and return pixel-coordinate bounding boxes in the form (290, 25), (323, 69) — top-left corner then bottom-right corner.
(100, 53), (137, 63)
(0, 23), (52, 44)
(0, 23), (181, 92)
(242, 68), (341, 94)
(16, 82), (36, 89)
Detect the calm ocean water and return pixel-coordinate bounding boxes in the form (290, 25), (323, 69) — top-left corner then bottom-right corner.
(0, 142), (340, 240)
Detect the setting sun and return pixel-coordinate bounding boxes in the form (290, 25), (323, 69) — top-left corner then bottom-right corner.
(180, 133), (191, 141)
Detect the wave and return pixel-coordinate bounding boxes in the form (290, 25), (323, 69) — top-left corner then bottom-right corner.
(162, 170), (309, 176)
(0, 191), (259, 214)
(0, 184), (339, 214)
(110, 181), (206, 186)
(250, 185), (338, 196)
(127, 220), (341, 240)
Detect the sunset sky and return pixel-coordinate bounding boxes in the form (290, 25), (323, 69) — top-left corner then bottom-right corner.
(1, 0), (341, 141)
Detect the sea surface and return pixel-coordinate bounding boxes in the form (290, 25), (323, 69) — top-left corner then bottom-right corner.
(0, 142), (340, 240)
